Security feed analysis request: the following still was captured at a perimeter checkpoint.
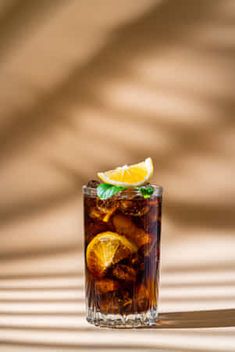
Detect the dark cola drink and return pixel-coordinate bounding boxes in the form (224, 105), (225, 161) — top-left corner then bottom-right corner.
(83, 182), (163, 327)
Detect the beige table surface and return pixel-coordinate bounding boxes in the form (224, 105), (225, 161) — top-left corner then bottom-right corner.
(0, 241), (235, 352)
(0, 0), (235, 351)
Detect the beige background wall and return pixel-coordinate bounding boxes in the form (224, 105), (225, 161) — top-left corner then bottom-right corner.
(0, 0), (235, 350)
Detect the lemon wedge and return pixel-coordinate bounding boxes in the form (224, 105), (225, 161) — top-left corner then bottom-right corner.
(86, 231), (137, 277)
(97, 157), (153, 187)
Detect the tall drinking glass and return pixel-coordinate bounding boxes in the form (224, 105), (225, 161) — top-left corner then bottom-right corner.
(83, 184), (163, 327)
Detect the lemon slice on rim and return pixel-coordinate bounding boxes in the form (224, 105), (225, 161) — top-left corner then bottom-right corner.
(97, 157), (153, 187)
(86, 231), (137, 277)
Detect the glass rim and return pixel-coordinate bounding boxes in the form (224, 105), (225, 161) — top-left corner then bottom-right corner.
(82, 183), (163, 198)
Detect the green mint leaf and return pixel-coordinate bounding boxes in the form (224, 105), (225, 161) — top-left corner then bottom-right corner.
(137, 185), (154, 199)
(97, 183), (126, 200)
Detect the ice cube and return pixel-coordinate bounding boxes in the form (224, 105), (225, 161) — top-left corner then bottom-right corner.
(113, 214), (152, 248)
(96, 198), (117, 222)
(112, 264), (136, 282)
(98, 295), (122, 314)
(85, 221), (110, 243)
(119, 196), (149, 216)
(95, 279), (119, 294)
(88, 206), (115, 223)
(87, 180), (100, 188)
(138, 238), (158, 257)
(97, 198), (117, 211)
(86, 198), (117, 223)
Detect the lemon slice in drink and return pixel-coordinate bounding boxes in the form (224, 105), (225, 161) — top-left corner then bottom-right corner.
(86, 231), (137, 277)
(97, 157), (153, 187)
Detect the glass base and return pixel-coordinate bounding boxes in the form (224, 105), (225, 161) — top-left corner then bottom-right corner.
(86, 308), (158, 328)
